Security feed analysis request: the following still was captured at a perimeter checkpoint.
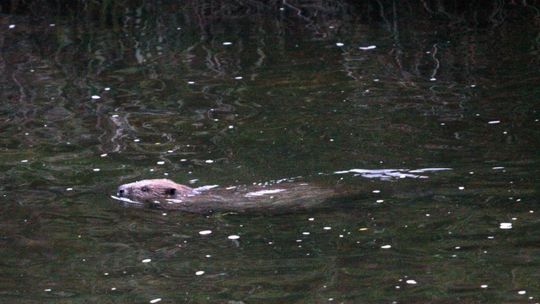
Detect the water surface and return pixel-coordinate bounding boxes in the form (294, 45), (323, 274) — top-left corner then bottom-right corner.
(1, 1), (539, 303)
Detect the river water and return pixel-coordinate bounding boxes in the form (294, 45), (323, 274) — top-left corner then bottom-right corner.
(1, 1), (539, 303)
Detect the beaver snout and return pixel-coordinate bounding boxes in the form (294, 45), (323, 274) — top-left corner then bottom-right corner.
(117, 185), (128, 197)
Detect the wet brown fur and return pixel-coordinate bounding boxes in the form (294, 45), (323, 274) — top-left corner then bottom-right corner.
(116, 179), (339, 213)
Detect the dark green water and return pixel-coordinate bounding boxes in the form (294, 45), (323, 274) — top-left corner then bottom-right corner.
(1, 1), (539, 303)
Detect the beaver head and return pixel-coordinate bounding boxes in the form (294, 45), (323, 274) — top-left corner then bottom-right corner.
(116, 179), (196, 202)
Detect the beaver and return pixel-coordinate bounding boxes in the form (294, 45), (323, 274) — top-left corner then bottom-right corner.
(114, 178), (339, 213)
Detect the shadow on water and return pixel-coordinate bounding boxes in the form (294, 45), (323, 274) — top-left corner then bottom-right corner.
(0, 0), (539, 303)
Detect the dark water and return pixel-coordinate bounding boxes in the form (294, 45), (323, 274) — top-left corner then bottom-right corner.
(1, 1), (539, 303)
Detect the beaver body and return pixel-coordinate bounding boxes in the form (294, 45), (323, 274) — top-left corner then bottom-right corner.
(115, 179), (338, 213)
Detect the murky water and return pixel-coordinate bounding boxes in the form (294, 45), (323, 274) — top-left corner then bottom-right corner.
(1, 1), (539, 303)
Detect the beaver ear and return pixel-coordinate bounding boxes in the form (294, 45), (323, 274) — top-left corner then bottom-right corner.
(165, 188), (176, 196)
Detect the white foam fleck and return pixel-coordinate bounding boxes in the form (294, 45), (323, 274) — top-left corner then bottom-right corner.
(205, 159), (214, 163)
(381, 245), (391, 249)
(488, 120), (500, 124)
(323, 226), (332, 230)
(302, 232), (310, 235)
(499, 223), (512, 229)
(228, 235), (240, 240)
(156, 161), (165, 165)
(195, 270), (205, 276)
(336, 42), (344, 47)
(359, 45), (376, 50)
(406, 280), (417, 285)
(234, 76), (243, 80)
(66, 188), (73, 191)
(199, 230), (212, 235)
(93, 168), (100, 172)
(9, 24), (16, 29)
(149, 298), (162, 303)
(142, 258), (151, 263)
(518, 290), (526, 295)
(21, 159), (28, 163)
(308, 217), (315, 221)
(91, 95), (101, 100)
(223, 41), (233, 45)
(481, 284), (488, 288)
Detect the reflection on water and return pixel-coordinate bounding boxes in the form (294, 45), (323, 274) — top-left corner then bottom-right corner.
(0, 0), (539, 303)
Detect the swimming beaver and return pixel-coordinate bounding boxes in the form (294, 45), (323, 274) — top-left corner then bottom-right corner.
(114, 178), (339, 213)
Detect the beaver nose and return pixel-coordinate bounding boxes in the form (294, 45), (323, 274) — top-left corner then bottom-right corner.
(117, 186), (126, 197)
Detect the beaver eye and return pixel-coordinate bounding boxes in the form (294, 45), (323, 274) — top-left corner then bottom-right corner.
(141, 186), (149, 192)
(165, 188), (176, 196)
